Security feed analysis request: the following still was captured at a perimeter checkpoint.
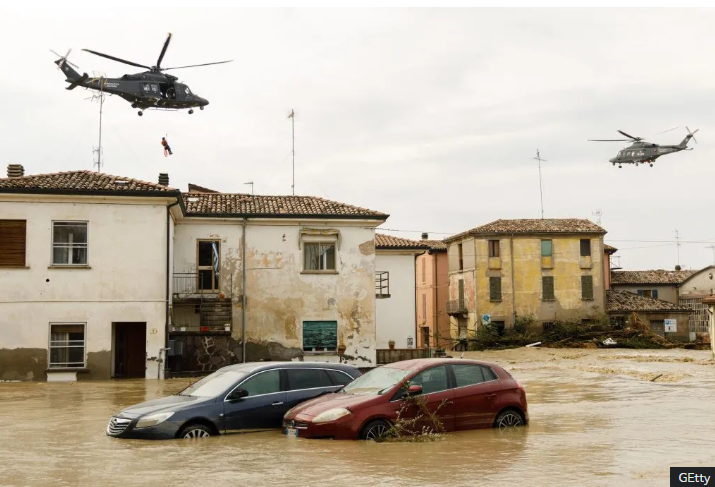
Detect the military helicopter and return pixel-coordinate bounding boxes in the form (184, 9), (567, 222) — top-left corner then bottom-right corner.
(52, 33), (232, 116)
(588, 127), (699, 168)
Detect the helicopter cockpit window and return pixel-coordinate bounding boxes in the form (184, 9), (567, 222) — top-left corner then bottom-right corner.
(143, 83), (151, 92)
(151, 84), (159, 93)
(184, 86), (191, 95)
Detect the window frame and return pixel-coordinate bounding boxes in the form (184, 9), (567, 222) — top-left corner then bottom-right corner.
(48, 322), (87, 369)
(580, 239), (591, 257)
(302, 239), (338, 273)
(489, 276), (502, 302)
(0, 219), (27, 267)
(541, 239), (553, 257)
(196, 239), (221, 292)
(488, 239), (500, 258)
(581, 275), (594, 300)
(375, 270), (390, 298)
(51, 220), (89, 266)
(542, 275), (555, 301)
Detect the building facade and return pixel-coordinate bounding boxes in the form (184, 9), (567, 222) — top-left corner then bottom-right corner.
(444, 219), (608, 338)
(415, 233), (449, 349)
(606, 289), (691, 342)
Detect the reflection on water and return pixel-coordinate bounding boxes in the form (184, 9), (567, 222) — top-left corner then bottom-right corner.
(1, 348), (714, 486)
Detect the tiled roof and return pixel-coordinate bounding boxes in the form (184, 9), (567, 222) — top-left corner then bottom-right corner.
(605, 244), (618, 253)
(606, 290), (691, 313)
(422, 239), (447, 251)
(187, 183), (220, 193)
(445, 218), (606, 242)
(611, 269), (697, 285)
(0, 170), (176, 193)
(375, 233), (430, 250)
(183, 193), (388, 219)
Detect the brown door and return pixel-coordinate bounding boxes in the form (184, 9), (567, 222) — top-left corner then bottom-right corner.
(114, 322), (147, 378)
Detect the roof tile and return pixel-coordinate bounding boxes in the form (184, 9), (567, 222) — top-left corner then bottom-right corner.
(606, 289), (692, 313)
(611, 269), (696, 285)
(375, 233), (431, 249)
(0, 170), (175, 192)
(445, 218), (606, 242)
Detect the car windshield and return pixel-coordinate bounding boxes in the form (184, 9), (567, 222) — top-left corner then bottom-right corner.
(340, 366), (411, 396)
(177, 369), (248, 397)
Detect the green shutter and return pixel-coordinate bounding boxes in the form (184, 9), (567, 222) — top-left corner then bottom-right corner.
(581, 276), (593, 300)
(490, 277), (501, 301)
(302, 321), (338, 351)
(541, 239), (553, 257)
(542, 276), (554, 300)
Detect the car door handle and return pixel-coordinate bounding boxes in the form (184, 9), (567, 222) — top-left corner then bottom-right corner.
(271, 402), (284, 406)
(485, 394), (496, 400)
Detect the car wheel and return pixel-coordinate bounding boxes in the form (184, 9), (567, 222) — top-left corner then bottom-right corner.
(493, 410), (524, 430)
(179, 423), (212, 439)
(360, 419), (390, 441)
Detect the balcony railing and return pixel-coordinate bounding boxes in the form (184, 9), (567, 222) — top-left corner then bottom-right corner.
(447, 299), (468, 314)
(171, 271), (234, 334)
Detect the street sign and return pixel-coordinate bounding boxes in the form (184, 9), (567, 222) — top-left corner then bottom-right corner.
(664, 319), (677, 333)
(482, 314), (491, 325)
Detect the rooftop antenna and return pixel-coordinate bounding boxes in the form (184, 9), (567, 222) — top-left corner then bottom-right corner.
(533, 149), (546, 219)
(288, 109), (295, 195)
(244, 181), (254, 196)
(87, 71), (106, 172)
(592, 209), (602, 226)
(674, 229), (681, 267)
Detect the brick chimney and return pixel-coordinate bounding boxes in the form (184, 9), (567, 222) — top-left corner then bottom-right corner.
(158, 173), (169, 186)
(421, 232), (429, 240)
(7, 164), (24, 178)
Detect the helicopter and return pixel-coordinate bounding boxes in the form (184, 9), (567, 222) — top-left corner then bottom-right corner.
(52, 33), (232, 116)
(588, 127), (699, 168)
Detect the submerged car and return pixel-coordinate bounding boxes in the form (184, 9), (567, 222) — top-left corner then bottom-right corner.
(106, 361), (360, 440)
(282, 358), (527, 440)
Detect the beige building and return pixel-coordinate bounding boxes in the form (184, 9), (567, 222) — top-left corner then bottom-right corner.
(415, 233), (449, 349)
(444, 219), (607, 338)
(606, 289), (691, 341)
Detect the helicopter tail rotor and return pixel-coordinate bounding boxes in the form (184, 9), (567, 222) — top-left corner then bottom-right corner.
(686, 126), (699, 144)
(51, 48), (79, 70)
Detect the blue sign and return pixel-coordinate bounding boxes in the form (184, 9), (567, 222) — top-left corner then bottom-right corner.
(482, 314), (491, 324)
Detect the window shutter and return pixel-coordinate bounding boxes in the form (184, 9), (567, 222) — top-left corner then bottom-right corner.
(458, 279), (465, 307)
(0, 220), (26, 267)
(582, 275), (593, 300)
(490, 277), (501, 301)
(543, 276), (554, 300)
(580, 239), (591, 257)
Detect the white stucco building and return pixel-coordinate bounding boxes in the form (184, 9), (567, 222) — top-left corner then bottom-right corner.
(374, 234), (429, 350)
(0, 166), (390, 381)
(0, 166), (180, 381)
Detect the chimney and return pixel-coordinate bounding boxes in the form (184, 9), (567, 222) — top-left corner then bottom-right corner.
(675, 265), (682, 271)
(158, 173), (169, 186)
(421, 232), (429, 240)
(7, 164), (24, 178)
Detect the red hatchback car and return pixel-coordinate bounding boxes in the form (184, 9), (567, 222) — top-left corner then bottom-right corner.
(282, 358), (528, 440)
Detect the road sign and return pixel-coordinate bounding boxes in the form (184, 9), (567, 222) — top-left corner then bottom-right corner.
(664, 319), (677, 333)
(482, 314), (491, 325)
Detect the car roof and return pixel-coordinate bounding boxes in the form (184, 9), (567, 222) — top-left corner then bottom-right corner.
(382, 358), (503, 371)
(219, 361), (359, 374)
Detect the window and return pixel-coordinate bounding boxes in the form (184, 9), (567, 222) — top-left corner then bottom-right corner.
(457, 243), (463, 271)
(422, 294), (427, 323)
(287, 369), (333, 390)
(542, 276), (555, 301)
(197, 240), (220, 291)
(52, 221), (88, 265)
(421, 257), (426, 284)
(637, 289), (658, 299)
(326, 369), (353, 386)
(488, 240), (500, 258)
(581, 275), (594, 300)
(542, 322), (554, 332)
(49, 323), (86, 368)
(580, 239), (591, 257)
(303, 321), (337, 352)
(489, 276), (502, 301)
(304, 242), (336, 271)
(422, 326), (430, 347)
(375, 271), (390, 298)
(0, 219), (26, 267)
(541, 239), (553, 257)
(409, 365), (449, 395)
(239, 370), (281, 396)
(452, 364), (497, 387)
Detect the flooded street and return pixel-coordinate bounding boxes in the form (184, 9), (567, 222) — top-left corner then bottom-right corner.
(1, 348), (714, 487)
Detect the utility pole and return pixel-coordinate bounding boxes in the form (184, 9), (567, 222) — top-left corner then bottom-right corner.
(674, 229), (681, 267)
(90, 74), (105, 172)
(288, 109), (295, 195)
(244, 181), (254, 196)
(533, 150), (546, 219)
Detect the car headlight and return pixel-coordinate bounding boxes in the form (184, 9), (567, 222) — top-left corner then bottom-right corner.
(135, 412), (175, 429)
(312, 408), (351, 424)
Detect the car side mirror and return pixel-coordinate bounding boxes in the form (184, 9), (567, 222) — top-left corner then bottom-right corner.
(407, 384), (423, 396)
(228, 388), (248, 401)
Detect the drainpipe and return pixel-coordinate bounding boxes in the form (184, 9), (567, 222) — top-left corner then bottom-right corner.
(510, 234), (516, 326)
(241, 218), (248, 363)
(433, 251), (438, 348)
(414, 253), (419, 350)
(164, 200), (180, 379)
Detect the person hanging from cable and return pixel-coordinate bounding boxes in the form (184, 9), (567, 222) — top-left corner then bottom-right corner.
(161, 136), (173, 157)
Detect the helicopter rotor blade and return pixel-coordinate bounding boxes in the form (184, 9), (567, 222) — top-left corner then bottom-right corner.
(162, 60), (233, 71)
(82, 49), (151, 70)
(50, 49), (80, 69)
(687, 126), (699, 143)
(588, 139), (631, 142)
(617, 130), (642, 141)
(156, 32), (172, 69)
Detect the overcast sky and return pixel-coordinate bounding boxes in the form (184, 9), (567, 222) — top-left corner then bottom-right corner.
(2, 6), (715, 271)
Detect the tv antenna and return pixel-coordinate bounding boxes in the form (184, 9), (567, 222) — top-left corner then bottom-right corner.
(592, 209), (602, 226)
(244, 181), (254, 196)
(533, 149), (546, 219)
(674, 229), (681, 266)
(287, 109), (295, 195)
(86, 72), (106, 172)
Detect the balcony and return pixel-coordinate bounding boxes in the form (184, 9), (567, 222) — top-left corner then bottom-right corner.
(171, 272), (234, 334)
(447, 299), (468, 315)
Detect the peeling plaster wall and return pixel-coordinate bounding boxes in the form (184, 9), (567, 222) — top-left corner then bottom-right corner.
(0, 197), (172, 381)
(173, 220), (378, 368)
(375, 251), (418, 349)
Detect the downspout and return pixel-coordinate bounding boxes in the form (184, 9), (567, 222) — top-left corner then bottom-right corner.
(241, 218), (248, 363)
(164, 200), (180, 379)
(433, 251), (438, 348)
(415, 253), (419, 350)
(510, 234), (516, 326)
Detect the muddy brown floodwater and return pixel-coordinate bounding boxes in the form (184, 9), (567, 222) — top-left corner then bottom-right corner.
(1, 348), (714, 487)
